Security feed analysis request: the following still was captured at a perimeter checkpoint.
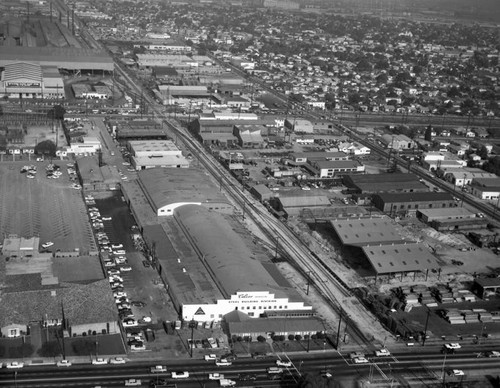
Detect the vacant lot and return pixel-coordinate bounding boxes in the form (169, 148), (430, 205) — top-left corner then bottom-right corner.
(0, 161), (95, 253)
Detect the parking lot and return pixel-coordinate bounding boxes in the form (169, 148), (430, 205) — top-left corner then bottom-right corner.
(0, 161), (95, 253)
(93, 193), (180, 356)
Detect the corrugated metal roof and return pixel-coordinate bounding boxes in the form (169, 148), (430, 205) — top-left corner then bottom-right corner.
(0, 46), (113, 70)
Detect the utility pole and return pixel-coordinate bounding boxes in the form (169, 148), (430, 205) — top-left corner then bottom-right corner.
(336, 312), (342, 349)
(422, 307), (431, 346)
(274, 236), (279, 259)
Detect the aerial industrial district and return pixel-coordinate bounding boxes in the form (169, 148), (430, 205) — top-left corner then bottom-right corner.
(0, 1), (500, 388)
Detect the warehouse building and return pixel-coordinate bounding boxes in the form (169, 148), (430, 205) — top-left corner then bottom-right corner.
(470, 178), (500, 200)
(157, 85), (210, 104)
(343, 173), (428, 194)
(380, 134), (416, 150)
(443, 169), (497, 187)
(372, 192), (456, 216)
(290, 151), (349, 164)
(135, 168), (233, 217)
(107, 119), (167, 141)
(0, 62), (64, 99)
(311, 159), (365, 178)
(330, 217), (439, 279)
(121, 167), (316, 326)
(273, 194), (331, 218)
(416, 208), (487, 231)
(163, 205), (312, 322)
(0, 46), (114, 73)
(76, 156), (120, 191)
(233, 124), (265, 148)
(127, 140), (189, 170)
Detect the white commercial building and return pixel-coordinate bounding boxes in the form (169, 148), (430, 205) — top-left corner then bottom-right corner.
(128, 140), (189, 170)
(183, 291), (311, 322)
(66, 136), (101, 155)
(0, 62), (64, 99)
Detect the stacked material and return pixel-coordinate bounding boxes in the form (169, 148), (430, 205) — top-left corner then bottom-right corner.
(478, 311), (493, 323)
(491, 312), (500, 322)
(458, 289), (476, 302)
(420, 290), (436, 305)
(462, 310), (480, 324)
(405, 293), (419, 305)
(432, 284), (455, 304)
(445, 309), (466, 325)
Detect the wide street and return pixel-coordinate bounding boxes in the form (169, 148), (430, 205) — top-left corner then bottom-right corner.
(1, 348), (500, 387)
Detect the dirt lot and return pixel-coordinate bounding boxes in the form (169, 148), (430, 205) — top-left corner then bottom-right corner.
(0, 160), (95, 253)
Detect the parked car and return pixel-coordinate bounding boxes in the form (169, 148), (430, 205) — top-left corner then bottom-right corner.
(123, 319), (137, 327)
(239, 374), (257, 381)
(276, 360), (292, 367)
(6, 362), (24, 369)
(42, 242), (54, 249)
(171, 371), (189, 379)
(56, 360), (72, 367)
(124, 379), (141, 386)
(150, 365), (167, 373)
(204, 354), (217, 361)
(215, 359), (232, 366)
(92, 358), (108, 365)
(209, 372), (224, 380)
(109, 357), (126, 364)
(375, 348), (391, 357)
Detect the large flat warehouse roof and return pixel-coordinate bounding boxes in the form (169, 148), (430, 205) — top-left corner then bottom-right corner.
(138, 167), (230, 213)
(361, 243), (440, 275)
(0, 46), (114, 71)
(330, 217), (405, 246)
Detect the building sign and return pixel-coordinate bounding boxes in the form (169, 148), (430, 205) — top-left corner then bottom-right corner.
(7, 82), (41, 88)
(194, 307), (205, 315)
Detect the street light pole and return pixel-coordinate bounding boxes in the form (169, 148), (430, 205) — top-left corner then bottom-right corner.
(441, 351), (448, 386)
(422, 307), (431, 346)
(189, 318), (196, 358)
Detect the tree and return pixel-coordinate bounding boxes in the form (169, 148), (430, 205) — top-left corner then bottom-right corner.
(71, 339), (96, 356)
(348, 92), (361, 105)
(257, 335), (266, 342)
(425, 125), (433, 141)
(34, 140), (56, 156)
(478, 146), (489, 159)
(38, 341), (61, 357)
(325, 93), (336, 110)
(11, 343), (34, 358)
